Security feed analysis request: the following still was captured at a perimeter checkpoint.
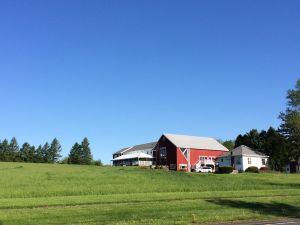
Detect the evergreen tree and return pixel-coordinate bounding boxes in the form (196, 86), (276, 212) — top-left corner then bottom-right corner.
(34, 145), (44, 163)
(48, 138), (62, 163)
(42, 142), (50, 163)
(81, 137), (93, 165)
(20, 143), (32, 162)
(264, 127), (289, 171)
(1, 139), (10, 161)
(68, 142), (82, 164)
(9, 137), (19, 162)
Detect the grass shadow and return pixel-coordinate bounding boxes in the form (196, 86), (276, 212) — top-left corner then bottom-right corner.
(206, 199), (300, 218)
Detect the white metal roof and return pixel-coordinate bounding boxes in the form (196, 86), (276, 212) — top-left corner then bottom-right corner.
(163, 134), (229, 151)
(112, 152), (153, 161)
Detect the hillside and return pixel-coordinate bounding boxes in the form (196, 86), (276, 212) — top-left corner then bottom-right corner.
(0, 162), (299, 225)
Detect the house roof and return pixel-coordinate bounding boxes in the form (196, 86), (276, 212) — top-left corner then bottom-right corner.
(162, 134), (229, 151)
(112, 152), (153, 161)
(219, 145), (268, 157)
(113, 142), (157, 155)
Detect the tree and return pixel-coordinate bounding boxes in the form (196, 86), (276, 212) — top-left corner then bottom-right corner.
(279, 79), (300, 161)
(68, 142), (82, 164)
(34, 145), (44, 163)
(48, 138), (62, 163)
(234, 129), (265, 151)
(222, 140), (235, 150)
(264, 127), (289, 171)
(42, 142), (50, 163)
(20, 143), (33, 162)
(9, 137), (19, 162)
(0, 139), (9, 161)
(81, 137), (93, 165)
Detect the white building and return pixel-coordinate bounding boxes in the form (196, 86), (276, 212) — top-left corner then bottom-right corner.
(112, 142), (156, 166)
(218, 145), (269, 171)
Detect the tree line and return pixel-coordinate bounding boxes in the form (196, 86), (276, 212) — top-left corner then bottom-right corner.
(0, 137), (102, 165)
(221, 79), (300, 171)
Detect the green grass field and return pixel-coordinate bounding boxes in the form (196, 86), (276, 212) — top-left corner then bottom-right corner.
(0, 162), (299, 225)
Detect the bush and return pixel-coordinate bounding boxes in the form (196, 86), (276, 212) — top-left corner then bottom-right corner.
(245, 166), (259, 173)
(218, 166), (233, 174)
(259, 167), (269, 172)
(93, 160), (103, 166)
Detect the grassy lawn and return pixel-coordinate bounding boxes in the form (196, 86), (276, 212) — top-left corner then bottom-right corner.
(0, 162), (299, 224)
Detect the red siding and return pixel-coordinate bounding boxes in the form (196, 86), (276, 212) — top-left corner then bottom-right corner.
(189, 149), (225, 167)
(176, 147), (188, 171)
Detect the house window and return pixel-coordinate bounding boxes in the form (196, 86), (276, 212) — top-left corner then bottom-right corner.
(221, 159), (223, 162)
(248, 158), (252, 165)
(262, 158), (266, 165)
(236, 157), (241, 165)
(160, 147), (167, 157)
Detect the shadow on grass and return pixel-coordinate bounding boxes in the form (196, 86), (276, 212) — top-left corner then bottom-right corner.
(206, 199), (300, 218)
(264, 182), (300, 189)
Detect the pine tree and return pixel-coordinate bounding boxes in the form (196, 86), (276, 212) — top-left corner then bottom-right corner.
(1, 139), (10, 161)
(81, 137), (93, 165)
(48, 138), (62, 163)
(34, 145), (44, 163)
(42, 142), (50, 163)
(68, 142), (82, 164)
(9, 137), (19, 162)
(20, 143), (32, 162)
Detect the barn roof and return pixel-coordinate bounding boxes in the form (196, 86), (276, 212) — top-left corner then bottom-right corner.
(162, 134), (229, 151)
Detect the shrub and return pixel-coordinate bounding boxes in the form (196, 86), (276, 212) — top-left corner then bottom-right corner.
(93, 160), (103, 166)
(218, 166), (233, 174)
(245, 166), (259, 173)
(259, 167), (269, 172)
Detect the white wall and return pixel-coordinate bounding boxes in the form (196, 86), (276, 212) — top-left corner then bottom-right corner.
(241, 156), (268, 171)
(218, 155), (268, 171)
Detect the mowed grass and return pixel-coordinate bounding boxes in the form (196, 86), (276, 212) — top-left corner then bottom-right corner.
(0, 163), (299, 225)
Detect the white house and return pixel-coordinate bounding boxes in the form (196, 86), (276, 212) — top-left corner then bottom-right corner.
(218, 145), (269, 171)
(112, 142), (156, 166)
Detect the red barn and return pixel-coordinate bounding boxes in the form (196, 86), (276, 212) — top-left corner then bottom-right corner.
(154, 134), (229, 172)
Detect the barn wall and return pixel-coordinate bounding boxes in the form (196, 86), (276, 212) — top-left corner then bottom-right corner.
(155, 136), (177, 168)
(189, 149), (226, 166)
(176, 147), (188, 171)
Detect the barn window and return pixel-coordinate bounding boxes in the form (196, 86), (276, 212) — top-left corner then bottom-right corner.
(179, 164), (187, 170)
(160, 147), (167, 157)
(262, 158), (266, 165)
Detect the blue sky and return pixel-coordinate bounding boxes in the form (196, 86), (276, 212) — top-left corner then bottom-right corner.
(0, 0), (299, 163)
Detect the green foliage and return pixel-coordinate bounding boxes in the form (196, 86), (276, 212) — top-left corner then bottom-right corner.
(218, 166), (233, 174)
(92, 159), (103, 166)
(81, 137), (93, 165)
(279, 79), (300, 161)
(68, 138), (93, 165)
(48, 138), (62, 163)
(68, 143), (82, 164)
(221, 140), (235, 150)
(245, 166), (259, 173)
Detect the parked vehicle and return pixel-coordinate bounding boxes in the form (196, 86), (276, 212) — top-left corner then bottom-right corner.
(195, 166), (213, 173)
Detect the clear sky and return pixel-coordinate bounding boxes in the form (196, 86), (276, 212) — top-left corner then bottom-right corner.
(0, 0), (299, 163)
